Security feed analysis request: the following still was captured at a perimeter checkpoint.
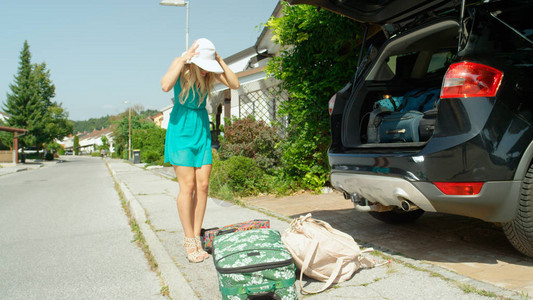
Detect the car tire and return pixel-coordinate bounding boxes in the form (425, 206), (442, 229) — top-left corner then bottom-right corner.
(503, 163), (533, 258)
(368, 209), (424, 224)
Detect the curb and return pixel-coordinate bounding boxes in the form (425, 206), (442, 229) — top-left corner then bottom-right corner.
(107, 162), (199, 300)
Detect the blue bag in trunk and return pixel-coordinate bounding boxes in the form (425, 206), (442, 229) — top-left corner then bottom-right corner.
(378, 111), (424, 143)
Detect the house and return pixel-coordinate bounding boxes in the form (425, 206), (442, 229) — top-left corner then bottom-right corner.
(156, 103), (174, 129)
(152, 112), (164, 128)
(61, 127), (114, 154)
(209, 2), (286, 129)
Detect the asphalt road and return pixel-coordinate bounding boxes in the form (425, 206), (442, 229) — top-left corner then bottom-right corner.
(0, 157), (165, 299)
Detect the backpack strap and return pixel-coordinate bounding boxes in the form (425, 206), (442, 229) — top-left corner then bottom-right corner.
(417, 93), (434, 111)
(387, 97), (398, 111)
(299, 239), (344, 294)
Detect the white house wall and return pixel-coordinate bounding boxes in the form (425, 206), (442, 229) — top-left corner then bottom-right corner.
(160, 104), (173, 130)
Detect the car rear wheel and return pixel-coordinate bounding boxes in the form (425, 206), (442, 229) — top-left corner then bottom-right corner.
(503, 163), (533, 258)
(368, 209), (424, 224)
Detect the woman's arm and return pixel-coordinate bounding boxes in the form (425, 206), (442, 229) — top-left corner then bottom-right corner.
(214, 52), (240, 89)
(161, 42), (199, 92)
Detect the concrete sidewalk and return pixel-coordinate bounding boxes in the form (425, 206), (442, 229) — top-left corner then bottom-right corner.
(106, 159), (526, 300)
(0, 160), (57, 176)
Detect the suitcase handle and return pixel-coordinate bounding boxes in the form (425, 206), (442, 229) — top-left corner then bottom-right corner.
(386, 129), (406, 134)
(244, 283), (276, 294)
(216, 228), (238, 236)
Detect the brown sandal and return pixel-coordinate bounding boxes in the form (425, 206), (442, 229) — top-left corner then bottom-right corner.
(184, 237), (205, 263)
(195, 236), (210, 260)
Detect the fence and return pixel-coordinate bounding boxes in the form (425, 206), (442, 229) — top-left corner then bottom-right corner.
(0, 150), (13, 163)
(238, 84), (289, 133)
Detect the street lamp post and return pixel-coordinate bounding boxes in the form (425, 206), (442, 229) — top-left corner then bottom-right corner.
(122, 101), (132, 161)
(160, 0), (189, 51)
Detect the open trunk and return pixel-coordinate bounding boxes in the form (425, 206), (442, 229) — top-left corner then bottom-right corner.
(342, 20), (460, 149)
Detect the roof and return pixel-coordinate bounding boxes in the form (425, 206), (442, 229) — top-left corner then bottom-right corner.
(79, 127), (113, 141)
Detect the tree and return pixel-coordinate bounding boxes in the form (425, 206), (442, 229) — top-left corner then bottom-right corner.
(112, 109), (155, 158)
(100, 135), (110, 151)
(2, 41), (73, 155)
(73, 135), (80, 155)
(265, 2), (363, 189)
(3, 41), (38, 148)
(33, 62), (73, 147)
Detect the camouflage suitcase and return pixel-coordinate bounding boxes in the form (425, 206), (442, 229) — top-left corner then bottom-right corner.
(213, 229), (297, 300)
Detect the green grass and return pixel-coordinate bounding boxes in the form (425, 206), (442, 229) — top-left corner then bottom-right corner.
(106, 163), (168, 298)
(458, 283), (498, 298)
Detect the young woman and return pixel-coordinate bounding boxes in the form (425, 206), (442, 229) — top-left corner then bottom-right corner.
(161, 38), (239, 263)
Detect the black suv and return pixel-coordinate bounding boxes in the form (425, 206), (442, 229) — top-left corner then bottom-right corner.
(289, 0), (533, 257)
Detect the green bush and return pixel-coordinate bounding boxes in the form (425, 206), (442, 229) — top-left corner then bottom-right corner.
(131, 127), (166, 164)
(90, 152), (100, 157)
(218, 116), (281, 172)
(209, 155), (265, 201)
(142, 149), (161, 164)
(266, 2), (362, 190)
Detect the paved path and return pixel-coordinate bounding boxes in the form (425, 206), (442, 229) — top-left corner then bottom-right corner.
(106, 159), (527, 300)
(244, 193), (533, 295)
(0, 157), (164, 299)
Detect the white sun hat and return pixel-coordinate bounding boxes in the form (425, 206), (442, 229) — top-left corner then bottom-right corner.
(187, 38), (224, 74)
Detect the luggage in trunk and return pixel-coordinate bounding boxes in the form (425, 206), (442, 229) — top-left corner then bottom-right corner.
(213, 229), (297, 300)
(379, 111), (424, 142)
(419, 108), (438, 141)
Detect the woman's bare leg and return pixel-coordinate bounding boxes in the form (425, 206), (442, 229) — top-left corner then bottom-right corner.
(193, 164), (212, 236)
(174, 165), (197, 238)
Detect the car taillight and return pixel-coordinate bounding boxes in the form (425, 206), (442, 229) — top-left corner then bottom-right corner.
(441, 62), (503, 99)
(433, 182), (484, 195)
(328, 94), (336, 115)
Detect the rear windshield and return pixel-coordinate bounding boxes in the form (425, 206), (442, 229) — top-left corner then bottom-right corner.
(383, 50), (454, 79)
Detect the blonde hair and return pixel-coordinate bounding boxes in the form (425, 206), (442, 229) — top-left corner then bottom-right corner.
(178, 64), (216, 107)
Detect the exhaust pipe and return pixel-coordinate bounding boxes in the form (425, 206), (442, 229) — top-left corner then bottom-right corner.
(400, 200), (419, 211)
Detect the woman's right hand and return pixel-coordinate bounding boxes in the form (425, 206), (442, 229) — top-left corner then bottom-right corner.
(181, 40), (200, 62)
(161, 41), (199, 92)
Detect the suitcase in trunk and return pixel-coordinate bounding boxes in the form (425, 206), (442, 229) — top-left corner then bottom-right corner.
(213, 229), (297, 300)
(419, 108), (438, 141)
(378, 111), (424, 143)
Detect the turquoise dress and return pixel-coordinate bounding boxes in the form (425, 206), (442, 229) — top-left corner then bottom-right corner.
(164, 76), (212, 167)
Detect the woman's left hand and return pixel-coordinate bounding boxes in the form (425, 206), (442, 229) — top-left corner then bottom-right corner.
(214, 51), (222, 62)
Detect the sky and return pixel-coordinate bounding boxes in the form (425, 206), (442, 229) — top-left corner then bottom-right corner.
(0, 0), (279, 121)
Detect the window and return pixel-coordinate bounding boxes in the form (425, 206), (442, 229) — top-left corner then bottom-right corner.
(427, 51), (455, 74)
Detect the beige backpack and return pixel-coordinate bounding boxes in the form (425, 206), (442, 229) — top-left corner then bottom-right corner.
(281, 213), (387, 294)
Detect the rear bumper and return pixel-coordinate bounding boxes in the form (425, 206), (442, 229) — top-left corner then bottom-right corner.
(331, 171), (520, 222)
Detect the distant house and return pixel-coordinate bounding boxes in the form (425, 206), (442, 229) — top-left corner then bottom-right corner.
(152, 112), (164, 128)
(61, 127), (114, 154)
